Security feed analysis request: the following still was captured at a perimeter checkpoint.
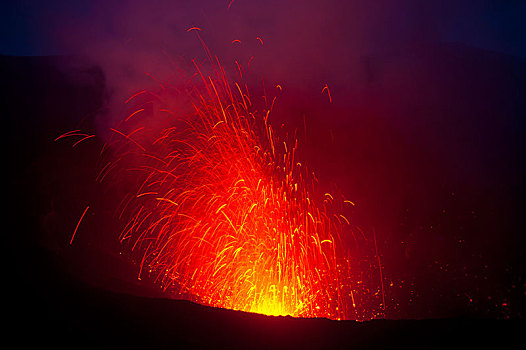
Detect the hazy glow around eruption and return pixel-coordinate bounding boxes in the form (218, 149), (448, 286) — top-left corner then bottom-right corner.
(62, 44), (385, 320)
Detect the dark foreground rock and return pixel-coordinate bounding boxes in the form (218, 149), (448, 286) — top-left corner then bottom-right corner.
(10, 247), (523, 349)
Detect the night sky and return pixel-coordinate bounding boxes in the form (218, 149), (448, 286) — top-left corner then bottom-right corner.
(4, 0), (526, 321)
(1, 1), (525, 57)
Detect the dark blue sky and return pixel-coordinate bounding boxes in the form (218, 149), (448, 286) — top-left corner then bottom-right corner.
(1, 0), (525, 58)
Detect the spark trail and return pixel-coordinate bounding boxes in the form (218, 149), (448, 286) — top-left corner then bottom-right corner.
(86, 54), (382, 320)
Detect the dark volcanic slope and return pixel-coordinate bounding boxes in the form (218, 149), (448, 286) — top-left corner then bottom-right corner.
(15, 248), (523, 349)
(4, 45), (525, 348)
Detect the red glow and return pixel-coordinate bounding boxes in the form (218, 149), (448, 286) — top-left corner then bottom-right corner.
(63, 52), (384, 320)
(70, 205), (89, 245)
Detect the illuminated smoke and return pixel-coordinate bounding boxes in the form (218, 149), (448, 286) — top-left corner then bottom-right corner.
(93, 49), (383, 320)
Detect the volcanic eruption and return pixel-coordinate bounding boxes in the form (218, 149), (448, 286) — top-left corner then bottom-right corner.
(57, 38), (384, 320)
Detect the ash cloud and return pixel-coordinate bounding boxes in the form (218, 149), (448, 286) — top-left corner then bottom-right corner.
(37, 0), (524, 126)
(41, 0), (451, 110)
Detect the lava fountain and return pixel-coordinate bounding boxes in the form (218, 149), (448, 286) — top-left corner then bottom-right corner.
(63, 48), (383, 320)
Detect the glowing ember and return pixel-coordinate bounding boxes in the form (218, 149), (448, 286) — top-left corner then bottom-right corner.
(62, 50), (383, 320)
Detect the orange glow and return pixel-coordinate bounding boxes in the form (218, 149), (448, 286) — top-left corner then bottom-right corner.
(79, 54), (383, 321)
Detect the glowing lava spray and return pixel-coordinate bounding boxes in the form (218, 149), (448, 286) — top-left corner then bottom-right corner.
(77, 49), (383, 320)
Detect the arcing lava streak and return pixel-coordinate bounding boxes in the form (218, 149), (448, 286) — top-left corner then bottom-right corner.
(88, 50), (381, 320)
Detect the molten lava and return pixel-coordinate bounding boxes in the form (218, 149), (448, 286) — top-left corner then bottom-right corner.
(71, 54), (383, 320)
